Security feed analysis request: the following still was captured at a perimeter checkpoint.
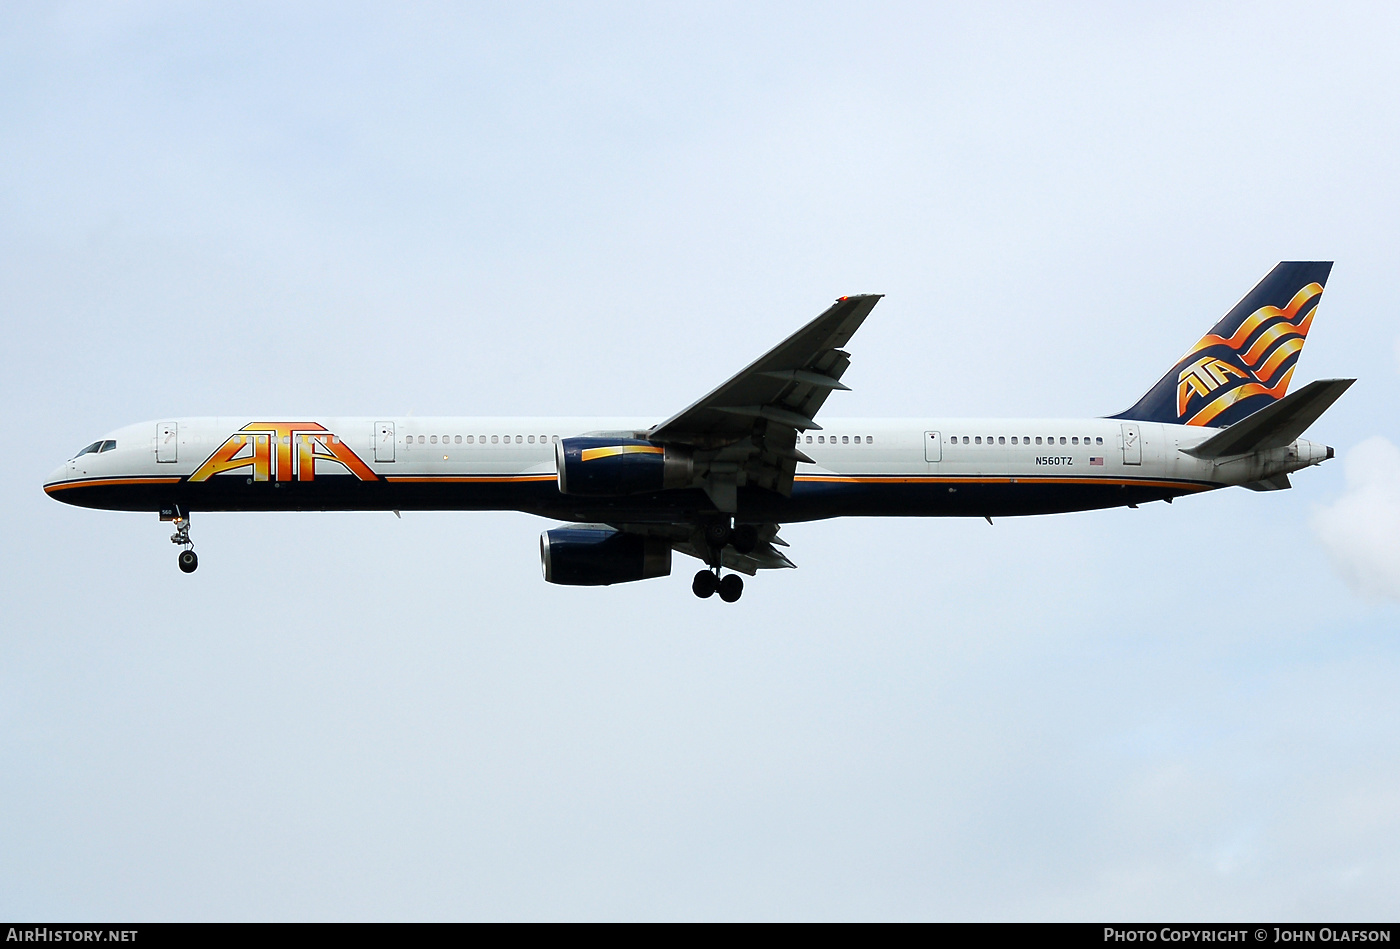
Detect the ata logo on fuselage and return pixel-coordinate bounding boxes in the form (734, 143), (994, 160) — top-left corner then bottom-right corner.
(189, 422), (378, 483)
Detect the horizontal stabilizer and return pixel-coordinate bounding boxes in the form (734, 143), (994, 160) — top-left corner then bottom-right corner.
(1184, 378), (1355, 459)
(1242, 474), (1292, 491)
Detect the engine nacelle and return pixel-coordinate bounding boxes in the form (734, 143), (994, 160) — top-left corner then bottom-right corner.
(555, 437), (693, 496)
(540, 527), (672, 586)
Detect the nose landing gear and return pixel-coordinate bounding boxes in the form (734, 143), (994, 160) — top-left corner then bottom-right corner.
(170, 514), (198, 573)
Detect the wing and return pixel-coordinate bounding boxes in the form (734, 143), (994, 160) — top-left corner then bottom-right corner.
(613, 521), (796, 575)
(647, 293), (882, 511)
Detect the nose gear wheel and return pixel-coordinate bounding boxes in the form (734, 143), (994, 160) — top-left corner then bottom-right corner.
(169, 513), (198, 573)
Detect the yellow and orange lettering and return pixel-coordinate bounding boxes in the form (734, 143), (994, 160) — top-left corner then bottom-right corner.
(193, 422), (378, 483)
(317, 436), (378, 480)
(1176, 359), (1216, 417)
(242, 423), (328, 481)
(291, 432), (377, 481)
(1204, 358), (1247, 386)
(189, 433), (271, 482)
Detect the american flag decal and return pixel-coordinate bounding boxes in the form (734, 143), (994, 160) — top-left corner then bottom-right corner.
(1090, 456), (1104, 466)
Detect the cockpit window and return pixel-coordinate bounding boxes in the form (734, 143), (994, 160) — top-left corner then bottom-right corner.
(72, 441), (103, 459)
(99, 440), (117, 452)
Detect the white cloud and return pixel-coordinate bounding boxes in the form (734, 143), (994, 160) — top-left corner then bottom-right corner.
(1313, 436), (1400, 600)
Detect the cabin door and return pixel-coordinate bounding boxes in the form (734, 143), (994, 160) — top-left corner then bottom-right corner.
(375, 422), (395, 462)
(924, 431), (942, 463)
(157, 421), (178, 463)
(1121, 422), (1142, 465)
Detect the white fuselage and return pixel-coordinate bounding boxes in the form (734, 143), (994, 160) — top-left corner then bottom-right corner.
(46, 415), (1331, 521)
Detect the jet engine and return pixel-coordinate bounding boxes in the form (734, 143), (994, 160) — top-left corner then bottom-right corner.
(555, 437), (693, 496)
(540, 526), (672, 586)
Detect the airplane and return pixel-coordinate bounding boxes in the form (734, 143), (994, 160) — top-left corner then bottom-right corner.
(45, 261), (1353, 602)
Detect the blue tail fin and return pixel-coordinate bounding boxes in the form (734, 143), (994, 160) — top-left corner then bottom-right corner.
(1112, 262), (1333, 427)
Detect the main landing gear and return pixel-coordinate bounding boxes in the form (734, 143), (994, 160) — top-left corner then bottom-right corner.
(693, 568), (743, 602)
(692, 518), (755, 602)
(170, 514), (198, 574)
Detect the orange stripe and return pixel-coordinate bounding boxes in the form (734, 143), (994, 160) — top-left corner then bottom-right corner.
(794, 475), (1210, 491)
(1251, 335), (1305, 385)
(580, 445), (663, 462)
(45, 477), (183, 492)
(1238, 308), (1314, 368)
(1185, 365), (1294, 426)
(1190, 282), (1322, 354)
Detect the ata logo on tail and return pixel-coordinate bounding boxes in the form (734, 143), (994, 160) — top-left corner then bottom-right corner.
(1174, 281), (1322, 425)
(189, 423), (378, 483)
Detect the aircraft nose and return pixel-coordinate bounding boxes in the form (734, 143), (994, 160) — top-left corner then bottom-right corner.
(44, 461), (71, 497)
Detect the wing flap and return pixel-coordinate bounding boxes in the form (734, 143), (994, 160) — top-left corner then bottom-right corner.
(646, 294), (881, 510)
(648, 295), (879, 448)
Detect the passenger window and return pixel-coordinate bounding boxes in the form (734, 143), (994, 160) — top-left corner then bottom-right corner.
(842, 436), (849, 444)
(1059, 437), (1066, 445)
(1035, 437), (1042, 445)
(975, 436), (982, 445)
(806, 436), (813, 443)
(417, 435), (425, 444)
(962, 436), (969, 444)
(491, 435), (498, 444)
(454, 435), (462, 444)
(516, 435), (523, 444)
(1071, 437), (1078, 445)
(1096, 437), (1104, 445)
(430, 435), (437, 444)
(528, 435), (535, 444)
(998, 436), (1005, 445)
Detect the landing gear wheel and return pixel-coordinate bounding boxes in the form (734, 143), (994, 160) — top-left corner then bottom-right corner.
(718, 574), (744, 603)
(178, 549), (199, 574)
(692, 569), (718, 598)
(732, 525), (759, 554)
(703, 523), (732, 550)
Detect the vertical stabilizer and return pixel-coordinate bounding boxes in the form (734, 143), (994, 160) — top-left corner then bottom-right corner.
(1113, 262), (1332, 427)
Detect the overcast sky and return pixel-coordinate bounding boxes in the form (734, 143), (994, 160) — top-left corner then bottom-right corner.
(3, 1), (1399, 921)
